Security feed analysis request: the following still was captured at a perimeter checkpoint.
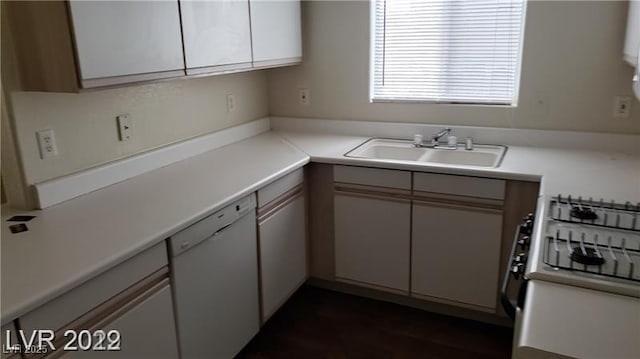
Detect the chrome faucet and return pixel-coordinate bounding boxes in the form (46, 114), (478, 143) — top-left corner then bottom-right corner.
(430, 127), (451, 147)
(414, 127), (456, 149)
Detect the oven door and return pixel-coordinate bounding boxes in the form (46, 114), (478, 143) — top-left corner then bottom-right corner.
(501, 224), (529, 320)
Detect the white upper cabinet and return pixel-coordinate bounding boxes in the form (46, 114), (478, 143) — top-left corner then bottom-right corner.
(180, 0), (253, 74)
(250, 0), (302, 65)
(8, 1), (301, 92)
(68, 1), (185, 86)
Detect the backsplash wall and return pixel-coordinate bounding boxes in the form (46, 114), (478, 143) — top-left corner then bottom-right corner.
(11, 71), (269, 186)
(267, 1), (640, 134)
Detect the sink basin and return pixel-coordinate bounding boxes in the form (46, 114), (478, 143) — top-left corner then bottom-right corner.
(423, 148), (502, 167)
(347, 140), (429, 161)
(345, 138), (506, 168)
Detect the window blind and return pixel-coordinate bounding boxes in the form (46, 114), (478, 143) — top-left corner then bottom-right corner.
(372, 0), (526, 105)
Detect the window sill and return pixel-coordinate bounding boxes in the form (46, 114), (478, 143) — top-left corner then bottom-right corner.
(369, 98), (517, 108)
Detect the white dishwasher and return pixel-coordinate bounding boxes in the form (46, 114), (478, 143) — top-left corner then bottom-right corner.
(169, 194), (259, 359)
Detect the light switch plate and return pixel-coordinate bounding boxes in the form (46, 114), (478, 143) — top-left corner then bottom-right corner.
(36, 129), (58, 159)
(226, 94), (236, 112)
(117, 114), (132, 141)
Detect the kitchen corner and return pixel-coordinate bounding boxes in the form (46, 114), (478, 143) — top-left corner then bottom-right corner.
(3, 0), (640, 357)
(2, 116), (639, 358)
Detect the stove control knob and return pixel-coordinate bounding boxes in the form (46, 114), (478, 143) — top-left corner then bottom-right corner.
(520, 220), (534, 235)
(517, 236), (530, 249)
(511, 263), (525, 279)
(514, 253), (526, 263)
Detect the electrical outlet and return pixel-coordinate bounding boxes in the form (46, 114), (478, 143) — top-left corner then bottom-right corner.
(298, 88), (310, 105)
(117, 114), (132, 141)
(613, 96), (631, 119)
(36, 129), (58, 159)
(226, 94), (236, 112)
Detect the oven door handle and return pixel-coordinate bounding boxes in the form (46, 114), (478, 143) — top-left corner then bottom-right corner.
(501, 224), (527, 320)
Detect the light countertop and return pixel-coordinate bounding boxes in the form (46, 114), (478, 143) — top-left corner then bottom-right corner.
(1, 132), (309, 324)
(2, 128), (639, 332)
(518, 280), (640, 359)
(277, 131), (640, 202)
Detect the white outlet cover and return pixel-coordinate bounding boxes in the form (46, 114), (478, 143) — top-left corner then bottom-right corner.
(226, 94), (236, 112)
(36, 129), (58, 159)
(299, 88), (310, 105)
(117, 114), (132, 141)
(613, 96), (631, 119)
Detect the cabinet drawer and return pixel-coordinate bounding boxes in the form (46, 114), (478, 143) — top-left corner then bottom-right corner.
(61, 285), (178, 359)
(413, 172), (505, 200)
(334, 165), (411, 190)
(257, 168), (304, 208)
(19, 242), (167, 333)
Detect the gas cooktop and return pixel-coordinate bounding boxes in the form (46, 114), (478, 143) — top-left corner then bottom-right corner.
(527, 195), (640, 298)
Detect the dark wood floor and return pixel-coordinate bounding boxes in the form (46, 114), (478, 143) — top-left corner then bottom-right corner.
(237, 285), (513, 359)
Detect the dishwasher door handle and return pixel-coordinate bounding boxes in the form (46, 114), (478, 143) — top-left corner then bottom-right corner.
(210, 222), (234, 238)
(180, 222), (236, 251)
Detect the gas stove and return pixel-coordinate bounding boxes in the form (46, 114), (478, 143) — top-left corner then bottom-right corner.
(526, 195), (640, 297)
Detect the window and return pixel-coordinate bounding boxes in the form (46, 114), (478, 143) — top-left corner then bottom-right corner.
(371, 0), (526, 105)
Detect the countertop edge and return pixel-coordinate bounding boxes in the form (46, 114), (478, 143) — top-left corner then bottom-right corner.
(1, 155), (310, 324)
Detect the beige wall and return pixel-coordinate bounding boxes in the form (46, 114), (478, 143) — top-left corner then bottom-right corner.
(268, 0), (640, 134)
(1, 2), (31, 208)
(3, 0), (639, 208)
(1, 1), (269, 208)
(10, 72), (269, 186)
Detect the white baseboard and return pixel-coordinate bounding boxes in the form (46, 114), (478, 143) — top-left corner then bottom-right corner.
(34, 118), (271, 208)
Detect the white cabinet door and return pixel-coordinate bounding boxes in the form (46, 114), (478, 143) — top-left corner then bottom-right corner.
(62, 285), (179, 359)
(334, 194), (410, 292)
(249, 0), (302, 64)
(68, 1), (184, 83)
(258, 194), (307, 321)
(180, 0), (252, 74)
(411, 202), (503, 310)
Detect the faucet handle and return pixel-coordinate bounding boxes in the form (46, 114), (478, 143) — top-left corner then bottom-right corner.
(465, 137), (473, 150)
(413, 134), (423, 146)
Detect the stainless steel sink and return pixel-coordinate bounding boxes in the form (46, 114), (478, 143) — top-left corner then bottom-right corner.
(345, 138), (506, 168)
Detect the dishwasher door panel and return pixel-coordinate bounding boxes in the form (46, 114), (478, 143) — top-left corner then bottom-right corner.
(171, 211), (259, 359)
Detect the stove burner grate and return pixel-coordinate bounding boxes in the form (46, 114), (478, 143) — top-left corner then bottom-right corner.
(544, 234), (639, 283)
(551, 195), (640, 232)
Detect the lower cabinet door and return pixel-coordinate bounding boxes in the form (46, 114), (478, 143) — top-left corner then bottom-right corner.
(411, 201), (503, 311)
(334, 193), (411, 292)
(63, 285), (178, 358)
(259, 194), (307, 321)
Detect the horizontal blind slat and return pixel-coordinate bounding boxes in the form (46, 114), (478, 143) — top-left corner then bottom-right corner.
(373, 0), (525, 104)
